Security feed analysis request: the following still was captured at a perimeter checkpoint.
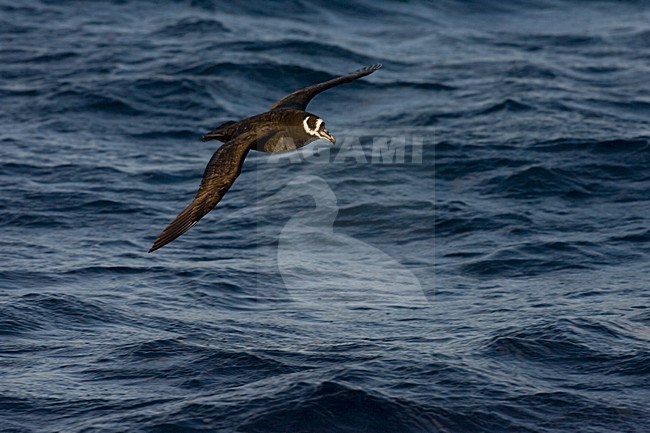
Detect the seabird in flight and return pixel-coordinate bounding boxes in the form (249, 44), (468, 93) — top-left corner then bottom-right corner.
(149, 64), (382, 252)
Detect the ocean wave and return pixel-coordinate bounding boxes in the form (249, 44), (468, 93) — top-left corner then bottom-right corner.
(485, 318), (649, 376)
(46, 89), (146, 117)
(532, 138), (650, 155)
(0, 293), (127, 334)
(154, 16), (229, 36)
(132, 380), (438, 433)
(480, 166), (596, 199)
(479, 99), (533, 115)
(238, 381), (437, 433)
(436, 212), (532, 237)
(227, 39), (380, 65)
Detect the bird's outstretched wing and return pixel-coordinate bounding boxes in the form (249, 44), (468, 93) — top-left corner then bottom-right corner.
(269, 64), (382, 111)
(149, 129), (274, 252)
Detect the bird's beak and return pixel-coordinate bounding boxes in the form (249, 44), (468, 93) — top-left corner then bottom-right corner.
(322, 131), (336, 145)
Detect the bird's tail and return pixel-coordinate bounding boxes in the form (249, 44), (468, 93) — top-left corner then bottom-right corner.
(202, 120), (238, 142)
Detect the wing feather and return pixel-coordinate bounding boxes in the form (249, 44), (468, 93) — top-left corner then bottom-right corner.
(149, 129), (274, 252)
(269, 64), (382, 111)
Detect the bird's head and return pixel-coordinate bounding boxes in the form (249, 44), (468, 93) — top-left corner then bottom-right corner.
(302, 115), (336, 145)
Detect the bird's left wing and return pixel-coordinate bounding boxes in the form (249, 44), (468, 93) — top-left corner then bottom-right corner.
(149, 129), (275, 252)
(269, 64), (382, 111)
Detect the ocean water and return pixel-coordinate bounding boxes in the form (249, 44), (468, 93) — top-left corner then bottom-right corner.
(1, 0), (649, 432)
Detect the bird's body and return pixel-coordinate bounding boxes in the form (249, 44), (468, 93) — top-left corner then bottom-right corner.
(204, 109), (329, 152)
(149, 64), (382, 252)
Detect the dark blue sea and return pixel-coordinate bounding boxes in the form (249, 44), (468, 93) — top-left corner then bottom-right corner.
(1, 1), (649, 432)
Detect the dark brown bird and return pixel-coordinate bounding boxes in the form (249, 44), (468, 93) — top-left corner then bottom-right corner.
(149, 64), (382, 252)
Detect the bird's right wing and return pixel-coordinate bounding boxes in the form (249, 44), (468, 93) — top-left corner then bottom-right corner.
(269, 64), (382, 111)
(149, 129), (275, 252)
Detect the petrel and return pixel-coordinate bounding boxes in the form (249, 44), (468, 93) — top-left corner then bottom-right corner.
(149, 64), (382, 252)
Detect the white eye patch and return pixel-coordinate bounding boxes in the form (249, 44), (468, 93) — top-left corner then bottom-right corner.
(303, 116), (323, 137)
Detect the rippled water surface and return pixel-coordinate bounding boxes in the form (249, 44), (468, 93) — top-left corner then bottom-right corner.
(1, 1), (649, 432)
